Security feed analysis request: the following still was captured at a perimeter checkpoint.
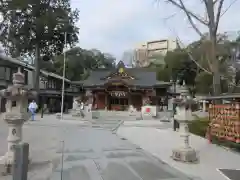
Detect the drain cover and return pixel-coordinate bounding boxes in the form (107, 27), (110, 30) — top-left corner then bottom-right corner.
(218, 169), (240, 180)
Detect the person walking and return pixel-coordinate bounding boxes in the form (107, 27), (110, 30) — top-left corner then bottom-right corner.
(80, 101), (85, 118)
(28, 100), (38, 121)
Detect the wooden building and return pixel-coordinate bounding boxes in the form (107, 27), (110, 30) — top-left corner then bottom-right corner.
(73, 61), (171, 111)
(0, 54), (79, 113)
(36, 70), (80, 113)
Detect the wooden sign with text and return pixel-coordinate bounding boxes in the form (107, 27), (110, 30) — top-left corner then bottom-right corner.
(110, 91), (127, 97)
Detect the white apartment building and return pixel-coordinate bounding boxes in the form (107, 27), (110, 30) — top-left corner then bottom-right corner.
(134, 39), (178, 67)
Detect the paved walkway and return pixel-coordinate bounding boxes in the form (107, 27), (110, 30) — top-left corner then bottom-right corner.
(117, 126), (240, 180)
(0, 115), (191, 180)
(122, 120), (172, 128)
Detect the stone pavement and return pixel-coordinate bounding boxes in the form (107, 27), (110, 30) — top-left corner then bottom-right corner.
(117, 126), (240, 180)
(122, 120), (172, 128)
(0, 114), (191, 180)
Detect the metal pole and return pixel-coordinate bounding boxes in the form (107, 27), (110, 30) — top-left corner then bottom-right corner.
(41, 95), (45, 118)
(61, 32), (67, 120)
(41, 102), (44, 118)
(60, 141), (65, 180)
(173, 80), (177, 131)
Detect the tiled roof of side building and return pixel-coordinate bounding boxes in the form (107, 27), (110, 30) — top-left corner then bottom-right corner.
(0, 54), (71, 82)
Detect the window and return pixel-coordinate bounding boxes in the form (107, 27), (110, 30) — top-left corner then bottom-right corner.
(48, 80), (53, 88)
(47, 80), (51, 88)
(0, 67), (5, 79)
(52, 81), (56, 88)
(5, 68), (10, 81)
(56, 81), (62, 90)
(12, 101), (16, 107)
(24, 70), (28, 84)
(110, 98), (128, 105)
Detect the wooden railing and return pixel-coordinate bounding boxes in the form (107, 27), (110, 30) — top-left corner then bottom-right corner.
(208, 104), (240, 143)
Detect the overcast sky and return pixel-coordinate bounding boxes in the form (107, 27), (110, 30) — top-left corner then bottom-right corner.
(71, 0), (240, 60)
(1, 1), (239, 59)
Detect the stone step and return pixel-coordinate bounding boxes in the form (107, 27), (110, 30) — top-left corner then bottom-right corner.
(90, 121), (122, 125)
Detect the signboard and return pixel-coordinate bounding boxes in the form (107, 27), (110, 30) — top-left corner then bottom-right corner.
(110, 91), (127, 97)
(110, 82), (123, 86)
(209, 104), (240, 143)
(141, 105), (157, 118)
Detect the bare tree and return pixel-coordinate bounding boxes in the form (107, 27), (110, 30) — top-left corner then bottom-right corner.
(158, 0), (237, 95)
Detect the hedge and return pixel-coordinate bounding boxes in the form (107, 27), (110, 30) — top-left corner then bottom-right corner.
(188, 117), (240, 152)
(188, 117), (209, 137)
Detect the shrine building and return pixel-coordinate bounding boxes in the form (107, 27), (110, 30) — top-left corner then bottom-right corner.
(72, 61), (171, 111)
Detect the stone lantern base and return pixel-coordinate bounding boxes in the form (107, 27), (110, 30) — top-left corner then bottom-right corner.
(0, 154), (31, 175)
(0, 156), (14, 175)
(172, 147), (198, 163)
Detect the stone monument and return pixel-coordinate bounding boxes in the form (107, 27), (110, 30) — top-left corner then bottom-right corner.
(71, 98), (81, 117)
(128, 105), (136, 115)
(172, 81), (198, 163)
(0, 68), (36, 173)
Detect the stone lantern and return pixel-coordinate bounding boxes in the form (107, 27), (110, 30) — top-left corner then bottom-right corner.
(0, 68), (36, 167)
(85, 90), (93, 106)
(172, 82), (198, 163)
(85, 90), (94, 119)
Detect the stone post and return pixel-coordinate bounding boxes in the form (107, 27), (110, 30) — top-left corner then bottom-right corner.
(172, 81), (198, 163)
(202, 100), (207, 112)
(0, 68), (35, 172)
(71, 97), (81, 117)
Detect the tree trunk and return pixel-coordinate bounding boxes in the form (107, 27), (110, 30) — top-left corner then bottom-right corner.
(34, 44), (40, 102)
(206, 0), (221, 96)
(210, 33), (221, 96)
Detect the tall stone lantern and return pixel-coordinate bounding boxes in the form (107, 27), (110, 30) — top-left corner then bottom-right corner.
(0, 68), (36, 167)
(172, 82), (198, 163)
(85, 90), (93, 119)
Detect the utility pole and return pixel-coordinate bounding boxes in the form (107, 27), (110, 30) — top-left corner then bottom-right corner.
(60, 32), (67, 120)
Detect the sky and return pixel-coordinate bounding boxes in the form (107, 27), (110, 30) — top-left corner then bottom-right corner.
(2, 1), (239, 60)
(71, 0), (240, 61)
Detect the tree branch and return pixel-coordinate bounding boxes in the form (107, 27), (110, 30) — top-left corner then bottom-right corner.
(202, 0), (215, 32)
(220, 0), (238, 18)
(164, 0), (208, 25)
(162, 18), (212, 74)
(177, 36), (212, 74)
(178, 0), (204, 37)
(214, 0), (224, 33)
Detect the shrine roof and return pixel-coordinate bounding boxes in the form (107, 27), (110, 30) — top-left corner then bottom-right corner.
(73, 67), (170, 88)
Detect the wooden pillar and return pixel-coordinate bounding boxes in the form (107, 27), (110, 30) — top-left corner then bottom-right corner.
(142, 91), (146, 106)
(166, 94), (169, 110)
(128, 92), (132, 105)
(105, 92), (108, 110)
(94, 93), (98, 109)
(0, 96), (2, 113)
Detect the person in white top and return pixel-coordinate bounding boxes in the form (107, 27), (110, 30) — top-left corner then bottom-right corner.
(80, 102), (85, 117)
(28, 100), (38, 121)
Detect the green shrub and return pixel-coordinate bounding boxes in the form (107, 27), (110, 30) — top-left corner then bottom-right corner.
(211, 136), (240, 152)
(188, 117), (240, 152)
(188, 117), (209, 137)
